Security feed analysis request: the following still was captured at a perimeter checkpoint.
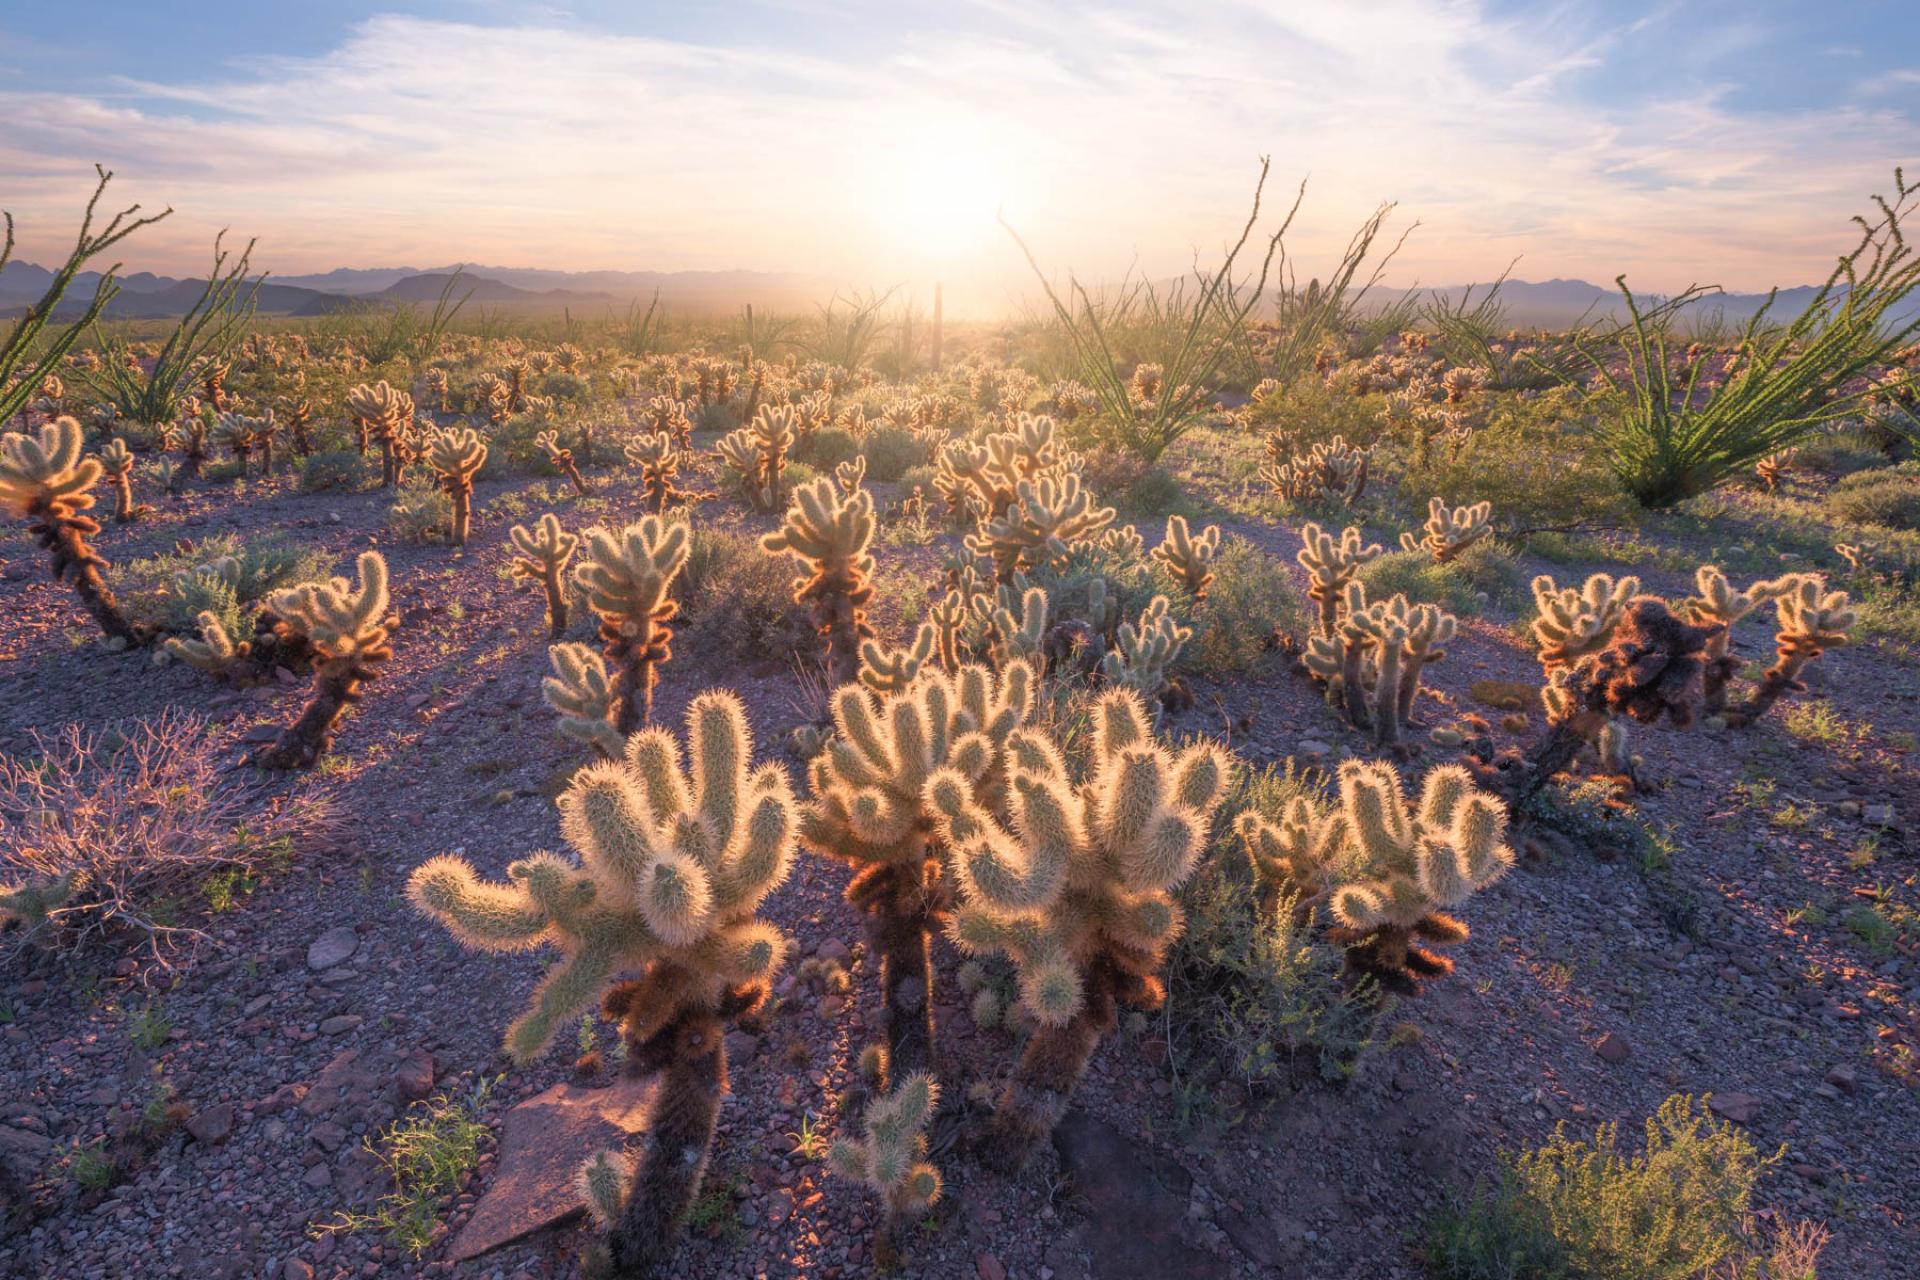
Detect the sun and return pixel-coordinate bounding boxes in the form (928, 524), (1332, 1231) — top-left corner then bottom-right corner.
(875, 116), (1018, 260)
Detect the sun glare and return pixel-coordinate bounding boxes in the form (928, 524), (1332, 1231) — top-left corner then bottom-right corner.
(875, 116), (1018, 259)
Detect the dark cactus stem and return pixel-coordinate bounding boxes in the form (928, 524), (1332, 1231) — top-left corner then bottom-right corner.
(979, 957), (1122, 1173)
(604, 1005), (727, 1279)
(606, 609), (675, 734)
(110, 473), (134, 523)
(444, 476), (472, 546)
(256, 652), (385, 769)
(1726, 646), (1815, 727)
(848, 862), (936, 1083)
(30, 502), (141, 645)
(1338, 631), (1372, 730)
(542, 564), (568, 639)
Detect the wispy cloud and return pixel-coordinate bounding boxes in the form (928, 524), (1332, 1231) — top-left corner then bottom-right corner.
(0, 2), (1913, 304)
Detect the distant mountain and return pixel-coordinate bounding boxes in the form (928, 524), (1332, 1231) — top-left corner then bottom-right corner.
(1375, 277), (1920, 330)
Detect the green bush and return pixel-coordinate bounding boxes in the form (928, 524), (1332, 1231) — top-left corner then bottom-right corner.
(1123, 466), (1184, 516)
(860, 423), (928, 482)
(297, 450), (366, 494)
(120, 533), (333, 637)
(1183, 536), (1305, 671)
(796, 425), (861, 471)
(1357, 540), (1522, 618)
(540, 371), (590, 403)
(1794, 427), (1892, 477)
(1425, 1095), (1785, 1280)
(386, 483), (452, 544)
(1824, 467), (1920, 530)
(678, 527), (816, 662)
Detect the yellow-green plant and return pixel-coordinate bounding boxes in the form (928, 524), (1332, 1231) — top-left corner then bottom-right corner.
(828, 1072), (942, 1269)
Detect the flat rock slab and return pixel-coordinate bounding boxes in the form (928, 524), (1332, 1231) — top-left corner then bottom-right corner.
(1052, 1110), (1228, 1280)
(449, 1078), (655, 1263)
(306, 927), (359, 971)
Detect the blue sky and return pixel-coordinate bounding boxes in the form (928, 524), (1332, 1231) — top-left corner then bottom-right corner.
(3, 1), (1916, 307)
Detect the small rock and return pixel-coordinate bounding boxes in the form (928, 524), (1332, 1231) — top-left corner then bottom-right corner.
(319, 1015), (363, 1036)
(1708, 1092), (1761, 1124)
(311, 1121), (349, 1153)
(1593, 1033), (1630, 1065)
(815, 938), (852, 966)
(1823, 1063), (1858, 1095)
(283, 1261), (315, 1280)
(187, 1103), (235, 1146)
(306, 927), (359, 972)
(302, 1163), (333, 1189)
(1296, 739), (1331, 758)
(394, 1050), (437, 1103)
(976, 1254), (1007, 1280)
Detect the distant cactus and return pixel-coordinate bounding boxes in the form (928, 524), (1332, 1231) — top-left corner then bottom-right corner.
(422, 367), (450, 414)
(1260, 435), (1371, 506)
(0, 417), (143, 644)
(424, 426), (486, 545)
(535, 429), (589, 495)
(508, 513), (578, 638)
(255, 551), (393, 769)
(97, 437), (136, 522)
(575, 517), (689, 731)
(1399, 497), (1491, 563)
(1726, 575), (1855, 726)
(761, 476), (876, 687)
(1150, 515), (1219, 601)
(966, 473), (1115, 582)
(1297, 522), (1382, 638)
(928, 690), (1231, 1169)
(934, 412), (1075, 521)
(1304, 586), (1455, 748)
(346, 381), (415, 488)
(1098, 595), (1191, 714)
(165, 609), (250, 678)
(282, 397), (314, 455)
(623, 431), (694, 514)
(828, 1072), (943, 1269)
(408, 692), (795, 1277)
(542, 642), (623, 758)
(802, 662), (1033, 1081)
(717, 404), (795, 512)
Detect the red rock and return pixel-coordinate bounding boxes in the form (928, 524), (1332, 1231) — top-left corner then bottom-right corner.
(394, 1050), (437, 1102)
(1593, 1033), (1630, 1064)
(976, 1254), (1007, 1280)
(1823, 1063), (1858, 1095)
(187, 1103), (235, 1146)
(1708, 1092), (1762, 1124)
(283, 1261), (314, 1280)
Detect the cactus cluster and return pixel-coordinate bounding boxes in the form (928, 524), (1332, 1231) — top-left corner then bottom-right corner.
(1150, 514), (1220, 601)
(347, 380), (415, 488)
(1399, 497), (1491, 563)
(623, 431), (695, 514)
(1098, 595), (1192, 714)
(1303, 585), (1455, 749)
(0, 417), (142, 644)
(255, 551), (393, 769)
(408, 692), (794, 1276)
(717, 404), (795, 512)
(928, 690), (1230, 1169)
(965, 473), (1115, 582)
(1297, 522), (1383, 638)
(827, 1072), (943, 1269)
(1259, 435), (1372, 506)
(761, 475), (876, 687)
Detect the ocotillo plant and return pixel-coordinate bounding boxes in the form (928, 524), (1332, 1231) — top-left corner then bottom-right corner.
(542, 643), (623, 758)
(1241, 761), (1513, 993)
(802, 662), (1033, 1083)
(928, 690), (1230, 1169)
(508, 513), (578, 638)
(1297, 522), (1382, 638)
(424, 426), (487, 545)
(97, 437), (136, 522)
(1149, 514), (1220, 601)
(536, 429), (590, 495)
(1399, 497), (1491, 563)
(0, 417), (142, 644)
(409, 692), (795, 1278)
(576, 517), (689, 732)
(761, 476), (876, 687)
(255, 552), (393, 769)
(1726, 575), (1855, 726)
(827, 1072), (943, 1269)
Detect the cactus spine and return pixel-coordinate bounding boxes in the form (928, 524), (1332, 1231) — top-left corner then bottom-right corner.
(0, 417), (142, 644)
(255, 552), (393, 769)
(761, 476), (876, 687)
(928, 690), (1230, 1169)
(423, 426), (486, 545)
(407, 692), (795, 1277)
(827, 1072), (942, 1269)
(508, 513), (578, 639)
(576, 517), (688, 732)
(1150, 515), (1219, 601)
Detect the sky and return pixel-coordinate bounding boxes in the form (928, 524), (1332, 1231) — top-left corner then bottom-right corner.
(2, 1), (1917, 313)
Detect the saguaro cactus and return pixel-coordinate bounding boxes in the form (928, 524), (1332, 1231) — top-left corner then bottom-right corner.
(97, 437), (136, 522)
(828, 1072), (943, 1269)
(1297, 522), (1382, 638)
(928, 690), (1231, 1169)
(802, 662), (1032, 1081)
(408, 692), (796, 1278)
(761, 476), (876, 687)
(1399, 497), (1491, 563)
(0, 417), (142, 644)
(255, 552), (393, 769)
(1150, 515), (1220, 601)
(576, 517), (689, 732)
(508, 513), (578, 638)
(424, 426), (486, 545)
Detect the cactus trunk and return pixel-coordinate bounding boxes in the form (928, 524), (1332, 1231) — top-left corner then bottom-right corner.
(606, 618), (668, 733)
(979, 957), (1119, 1173)
(257, 658), (374, 769)
(1727, 650), (1811, 726)
(110, 473), (133, 523)
(562, 457), (588, 495)
(30, 502), (140, 645)
(605, 1005), (727, 1279)
(856, 864), (937, 1081)
(542, 564), (568, 638)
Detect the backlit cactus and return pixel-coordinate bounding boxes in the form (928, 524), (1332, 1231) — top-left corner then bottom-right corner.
(1530, 572), (1639, 670)
(934, 412), (1074, 521)
(508, 512), (578, 638)
(623, 431), (693, 515)
(346, 380), (415, 488)
(165, 610), (249, 678)
(1729, 574), (1855, 726)
(802, 662), (1033, 1080)
(97, 437), (136, 522)
(1676, 566), (1799, 714)
(535, 429), (589, 495)
(1297, 522), (1382, 638)
(1304, 586), (1455, 748)
(856, 623), (935, 695)
(1098, 595), (1191, 714)
(424, 426), (486, 545)
(927, 690), (1231, 1168)
(717, 404), (794, 512)
(761, 475), (876, 687)
(543, 642), (623, 758)
(0, 416), (142, 644)
(1150, 515), (1219, 601)
(576, 517), (689, 731)
(966, 473), (1115, 582)
(1399, 497), (1491, 564)
(255, 552), (392, 769)
(407, 691), (795, 1276)
(827, 1072), (943, 1269)
(1260, 435), (1372, 506)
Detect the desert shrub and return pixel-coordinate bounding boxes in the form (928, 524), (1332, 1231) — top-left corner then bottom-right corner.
(1824, 466), (1920, 530)
(1122, 466), (1184, 516)
(1183, 536), (1305, 671)
(298, 449), (366, 493)
(896, 464), (938, 500)
(860, 422), (927, 482)
(796, 425), (861, 471)
(1081, 445), (1153, 501)
(322, 1078), (496, 1257)
(0, 710), (331, 956)
(1356, 540), (1521, 618)
(1424, 1095), (1789, 1280)
(1245, 375), (1385, 450)
(387, 482), (452, 543)
(540, 371), (590, 403)
(1164, 762), (1375, 1092)
(677, 526), (815, 662)
(120, 532), (332, 638)
(1794, 427), (1891, 477)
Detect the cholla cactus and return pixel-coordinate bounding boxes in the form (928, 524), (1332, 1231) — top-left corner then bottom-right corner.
(535, 429), (589, 495)
(97, 438), (137, 523)
(1753, 451), (1793, 493)
(165, 610), (250, 678)
(934, 412), (1074, 521)
(1099, 596), (1191, 713)
(1676, 566), (1800, 714)
(407, 692), (795, 1277)
(0, 870), (81, 929)
(256, 552), (393, 769)
(967, 473), (1115, 583)
(509, 513), (578, 638)
(424, 426), (487, 545)
(543, 643), (623, 758)
(1399, 497), (1491, 564)
(642, 395), (693, 450)
(1297, 522), (1383, 638)
(1236, 798), (1345, 919)
(576, 517), (689, 731)
(0, 417), (142, 644)
(802, 662), (1033, 1078)
(717, 404), (795, 512)
(1728, 575), (1855, 726)
(761, 476), (876, 686)
(1150, 515), (1219, 601)
(927, 690), (1231, 1168)
(346, 381), (415, 488)
(1306, 587), (1454, 748)
(856, 624), (935, 695)
(281, 397), (314, 456)
(1530, 573), (1640, 670)
(1260, 435), (1372, 506)
(828, 1073), (942, 1269)
(1256, 761), (1511, 992)
(422, 367), (450, 414)
(623, 431), (693, 515)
